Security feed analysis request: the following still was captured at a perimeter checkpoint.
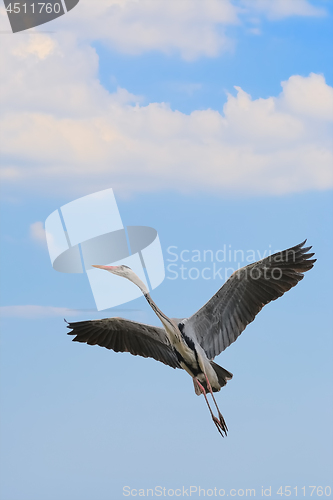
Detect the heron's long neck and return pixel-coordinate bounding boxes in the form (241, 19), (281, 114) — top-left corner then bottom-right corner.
(129, 271), (181, 342)
(144, 293), (181, 343)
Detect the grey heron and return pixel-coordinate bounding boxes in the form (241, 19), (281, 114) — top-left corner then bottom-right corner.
(67, 240), (315, 437)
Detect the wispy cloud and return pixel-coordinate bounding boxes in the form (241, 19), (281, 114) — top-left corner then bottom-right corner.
(247, 27), (261, 36)
(0, 305), (142, 318)
(0, 305), (81, 319)
(30, 221), (47, 246)
(167, 82), (203, 96)
(240, 0), (326, 20)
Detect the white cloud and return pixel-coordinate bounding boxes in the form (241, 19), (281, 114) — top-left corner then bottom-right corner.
(1, 0), (323, 61)
(30, 221), (47, 245)
(0, 34), (332, 198)
(0, 305), (81, 318)
(0, 305), (138, 318)
(12, 35), (57, 60)
(280, 73), (333, 121)
(56, 0), (326, 59)
(240, 0), (326, 20)
(55, 0), (239, 61)
(0, 1), (326, 62)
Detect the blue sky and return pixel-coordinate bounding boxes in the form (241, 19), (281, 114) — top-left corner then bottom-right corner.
(0, 1), (332, 499)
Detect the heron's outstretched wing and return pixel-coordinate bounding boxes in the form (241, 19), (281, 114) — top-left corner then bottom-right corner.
(67, 317), (181, 369)
(184, 241), (316, 360)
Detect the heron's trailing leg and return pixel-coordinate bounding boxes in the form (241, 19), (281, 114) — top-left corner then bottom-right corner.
(204, 374), (228, 435)
(195, 379), (226, 437)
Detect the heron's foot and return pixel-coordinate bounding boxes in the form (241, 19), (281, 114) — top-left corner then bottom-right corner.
(212, 415), (226, 438)
(218, 411), (228, 434)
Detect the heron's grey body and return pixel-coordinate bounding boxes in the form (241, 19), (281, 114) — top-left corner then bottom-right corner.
(67, 240), (315, 436)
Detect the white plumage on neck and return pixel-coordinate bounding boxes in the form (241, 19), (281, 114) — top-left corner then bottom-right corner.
(92, 263), (181, 343)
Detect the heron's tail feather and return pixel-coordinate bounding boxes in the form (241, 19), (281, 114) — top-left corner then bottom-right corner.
(210, 361), (233, 388)
(193, 362), (233, 395)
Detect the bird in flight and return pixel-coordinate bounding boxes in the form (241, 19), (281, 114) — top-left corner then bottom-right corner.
(67, 240), (315, 437)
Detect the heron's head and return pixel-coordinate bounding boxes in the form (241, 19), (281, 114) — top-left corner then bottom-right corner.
(92, 264), (132, 278)
(91, 264), (148, 294)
